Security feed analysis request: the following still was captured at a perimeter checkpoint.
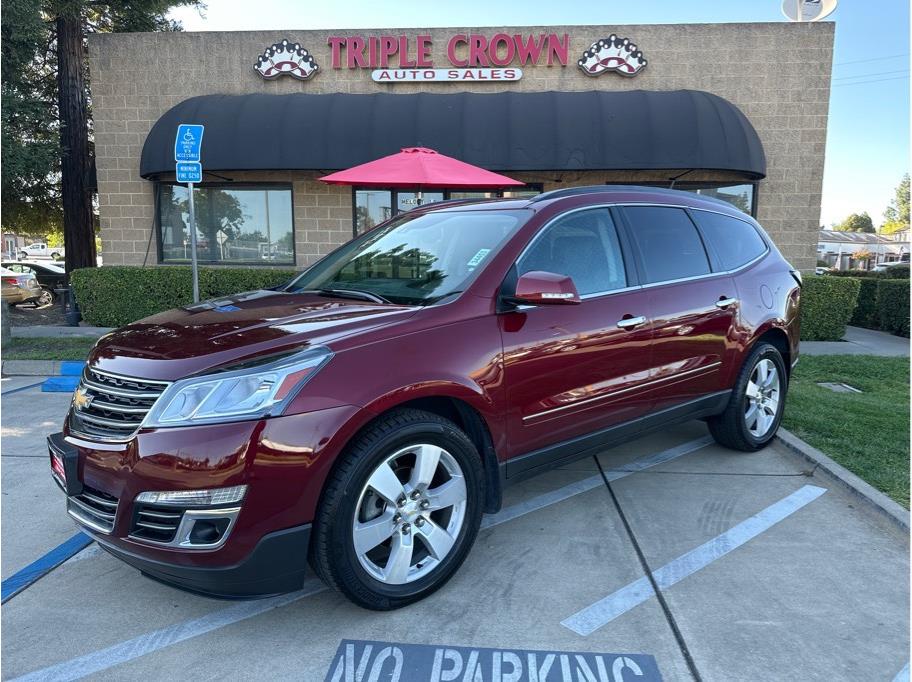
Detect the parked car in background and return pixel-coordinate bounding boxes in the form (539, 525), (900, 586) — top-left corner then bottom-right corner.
(872, 262), (909, 274)
(18, 242), (64, 261)
(2, 260), (66, 302)
(50, 186), (801, 610)
(1, 266), (45, 306)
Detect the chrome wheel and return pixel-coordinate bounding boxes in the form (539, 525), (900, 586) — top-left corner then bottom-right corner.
(353, 443), (467, 585)
(744, 358), (780, 438)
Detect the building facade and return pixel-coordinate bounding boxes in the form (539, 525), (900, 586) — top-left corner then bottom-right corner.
(88, 22), (834, 272)
(817, 230), (910, 270)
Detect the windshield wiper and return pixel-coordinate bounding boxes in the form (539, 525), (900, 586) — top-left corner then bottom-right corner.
(316, 287), (392, 304)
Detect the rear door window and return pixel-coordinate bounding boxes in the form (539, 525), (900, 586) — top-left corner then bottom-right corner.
(622, 207), (711, 284)
(518, 208), (627, 296)
(691, 210), (768, 270)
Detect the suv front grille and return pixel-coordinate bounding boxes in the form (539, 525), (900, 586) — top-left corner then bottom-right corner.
(130, 505), (184, 544)
(67, 485), (119, 533)
(69, 367), (170, 442)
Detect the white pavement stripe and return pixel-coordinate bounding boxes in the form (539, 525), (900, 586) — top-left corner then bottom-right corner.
(481, 436), (714, 529)
(17, 436), (711, 680)
(562, 484), (828, 636)
(894, 662), (910, 682)
(11, 580), (327, 682)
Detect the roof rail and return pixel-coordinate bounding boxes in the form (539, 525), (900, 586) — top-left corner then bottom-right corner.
(527, 184), (740, 212)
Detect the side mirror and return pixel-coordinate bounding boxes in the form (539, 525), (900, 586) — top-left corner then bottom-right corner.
(509, 270), (581, 306)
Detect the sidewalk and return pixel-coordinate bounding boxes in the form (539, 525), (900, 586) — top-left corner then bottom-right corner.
(802, 326), (909, 357)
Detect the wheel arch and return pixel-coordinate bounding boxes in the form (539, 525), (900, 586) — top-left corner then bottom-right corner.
(752, 324), (792, 379)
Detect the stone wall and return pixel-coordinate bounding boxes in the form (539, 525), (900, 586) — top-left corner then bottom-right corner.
(89, 22), (833, 270)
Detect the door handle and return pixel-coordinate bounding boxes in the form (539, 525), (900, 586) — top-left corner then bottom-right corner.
(617, 315), (647, 329)
(715, 297), (739, 309)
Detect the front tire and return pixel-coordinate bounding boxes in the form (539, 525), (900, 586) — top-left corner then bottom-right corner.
(708, 343), (787, 452)
(311, 409), (484, 610)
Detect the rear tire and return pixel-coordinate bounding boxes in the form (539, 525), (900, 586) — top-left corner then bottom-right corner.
(311, 408), (484, 610)
(708, 343), (787, 452)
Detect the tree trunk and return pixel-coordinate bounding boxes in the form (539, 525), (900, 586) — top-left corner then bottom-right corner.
(56, 13), (96, 273)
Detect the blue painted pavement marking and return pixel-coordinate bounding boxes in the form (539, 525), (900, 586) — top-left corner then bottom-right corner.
(482, 436), (713, 530)
(1, 533), (93, 603)
(1, 380), (46, 396)
(893, 662), (910, 682)
(12, 580), (327, 682)
(42, 376), (80, 392)
(562, 484), (828, 636)
(59, 361), (86, 376)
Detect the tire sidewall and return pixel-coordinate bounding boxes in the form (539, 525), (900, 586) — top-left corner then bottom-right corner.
(328, 419), (483, 606)
(736, 345), (788, 448)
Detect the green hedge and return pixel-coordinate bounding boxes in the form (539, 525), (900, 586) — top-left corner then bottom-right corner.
(71, 266), (298, 327)
(800, 275), (861, 341)
(849, 277), (881, 329)
(884, 264), (910, 279)
(876, 279), (911, 338)
(826, 269), (883, 279)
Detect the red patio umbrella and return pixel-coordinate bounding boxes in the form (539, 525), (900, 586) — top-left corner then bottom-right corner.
(319, 147), (523, 190)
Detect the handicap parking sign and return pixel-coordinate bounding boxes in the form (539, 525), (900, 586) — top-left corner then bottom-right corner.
(174, 124), (204, 162)
(175, 161), (202, 183)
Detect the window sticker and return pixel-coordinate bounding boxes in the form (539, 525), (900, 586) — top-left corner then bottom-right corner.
(467, 248), (491, 268)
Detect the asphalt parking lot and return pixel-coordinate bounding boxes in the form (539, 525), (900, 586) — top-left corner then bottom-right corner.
(1, 376), (909, 681)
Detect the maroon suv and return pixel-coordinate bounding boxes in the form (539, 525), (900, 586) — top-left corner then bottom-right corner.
(50, 186), (800, 609)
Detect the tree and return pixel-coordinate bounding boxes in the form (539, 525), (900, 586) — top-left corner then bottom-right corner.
(833, 212), (875, 233)
(882, 174), (910, 235)
(1, 1), (201, 272)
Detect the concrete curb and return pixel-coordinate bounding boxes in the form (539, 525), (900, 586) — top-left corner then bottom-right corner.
(776, 427), (909, 532)
(11, 326), (112, 338)
(1, 360), (61, 376)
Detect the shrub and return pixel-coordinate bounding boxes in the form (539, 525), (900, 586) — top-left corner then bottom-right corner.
(885, 264), (910, 279)
(826, 269), (883, 279)
(849, 277), (880, 329)
(800, 275), (861, 341)
(876, 279), (911, 338)
(70, 266), (299, 328)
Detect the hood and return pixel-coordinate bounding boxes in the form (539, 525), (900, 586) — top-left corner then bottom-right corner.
(88, 289), (419, 380)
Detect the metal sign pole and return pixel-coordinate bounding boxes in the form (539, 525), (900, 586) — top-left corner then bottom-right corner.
(187, 182), (199, 303)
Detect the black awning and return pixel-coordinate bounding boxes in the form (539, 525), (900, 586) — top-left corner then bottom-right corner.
(140, 90), (766, 179)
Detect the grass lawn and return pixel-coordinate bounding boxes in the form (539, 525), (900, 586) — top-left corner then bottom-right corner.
(783, 354), (910, 508)
(2, 337), (97, 361)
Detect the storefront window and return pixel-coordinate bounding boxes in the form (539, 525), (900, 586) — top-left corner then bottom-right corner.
(683, 184), (755, 215)
(353, 185), (542, 235)
(396, 191), (444, 213)
(355, 190), (393, 234)
(158, 184), (294, 264)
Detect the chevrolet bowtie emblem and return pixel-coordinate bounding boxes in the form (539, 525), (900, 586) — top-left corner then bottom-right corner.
(73, 387), (93, 410)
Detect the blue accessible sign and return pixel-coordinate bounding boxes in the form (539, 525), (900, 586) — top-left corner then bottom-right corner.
(174, 124), (204, 162)
(175, 161), (202, 183)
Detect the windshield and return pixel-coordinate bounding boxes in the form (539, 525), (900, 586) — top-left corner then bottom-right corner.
(286, 209), (529, 305)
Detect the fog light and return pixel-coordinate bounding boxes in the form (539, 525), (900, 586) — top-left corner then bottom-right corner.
(188, 518), (231, 545)
(135, 485), (247, 507)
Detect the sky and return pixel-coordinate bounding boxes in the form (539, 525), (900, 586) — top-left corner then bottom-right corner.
(168, 0), (910, 229)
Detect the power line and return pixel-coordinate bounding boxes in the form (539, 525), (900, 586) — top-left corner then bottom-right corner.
(833, 68), (909, 81)
(831, 75), (909, 87)
(834, 53), (908, 67)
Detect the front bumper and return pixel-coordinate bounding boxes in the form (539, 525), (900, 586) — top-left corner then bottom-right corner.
(92, 523), (312, 599)
(49, 403), (362, 598)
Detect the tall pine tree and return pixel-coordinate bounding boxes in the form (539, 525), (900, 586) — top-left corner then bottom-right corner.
(2, 1), (200, 272)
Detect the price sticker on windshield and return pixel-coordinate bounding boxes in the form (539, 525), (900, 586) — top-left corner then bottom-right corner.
(467, 248), (491, 268)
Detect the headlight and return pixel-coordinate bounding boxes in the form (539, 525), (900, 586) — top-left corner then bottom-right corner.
(144, 346), (332, 428)
(136, 485), (247, 507)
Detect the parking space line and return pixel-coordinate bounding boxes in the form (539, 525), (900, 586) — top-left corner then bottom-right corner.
(1, 381), (46, 396)
(9, 436), (711, 679)
(11, 580), (327, 682)
(894, 662), (910, 682)
(1, 533), (93, 604)
(482, 436), (714, 530)
(562, 484), (828, 636)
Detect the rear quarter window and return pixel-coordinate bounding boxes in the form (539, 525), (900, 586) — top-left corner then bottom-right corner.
(691, 210), (768, 270)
